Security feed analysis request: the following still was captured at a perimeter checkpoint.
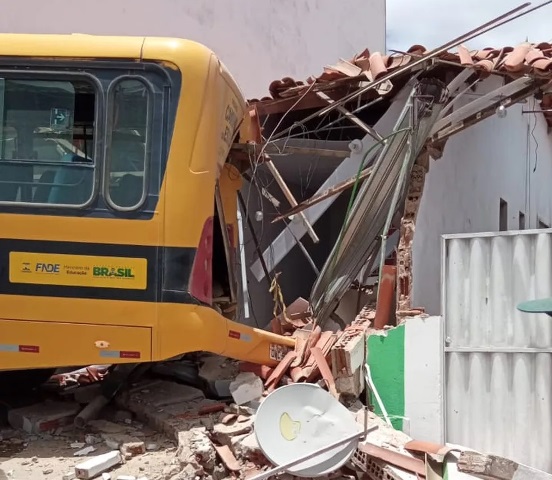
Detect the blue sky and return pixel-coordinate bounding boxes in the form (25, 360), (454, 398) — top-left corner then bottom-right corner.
(386, 0), (552, 51)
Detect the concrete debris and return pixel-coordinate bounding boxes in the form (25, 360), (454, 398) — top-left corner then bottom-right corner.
(85, 433), (102, 445)
(63, 472), (77, 480)
(213, 413), (254, 446)
(8, 401), (81, 434)
(229, 372), (263, 405)
(169, 464), (201, 480)
(0, 428), (15, 441)
(113, 410), (134, 423)
(353, 407), (412, 451)
(231, 433), (263, 463)
(176, 427), (216, 474)
(75, 451), (122, 479)
(198, 354), (239, 383)
(74, 445), (97, 456)
(161, 464), (181, 479)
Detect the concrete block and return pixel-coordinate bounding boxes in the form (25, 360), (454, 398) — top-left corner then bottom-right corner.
(8, 401), (81, 434)
(75, 451), (122, 479)
(331, 325), (367, 397)
(63, 472), (76, 480)
(229, 373), (263, 405)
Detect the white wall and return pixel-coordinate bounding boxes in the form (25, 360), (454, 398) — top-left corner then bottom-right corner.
(0, 0), (386, 98)
(413, 76), (552, 315)
(404, 315), (444, 443)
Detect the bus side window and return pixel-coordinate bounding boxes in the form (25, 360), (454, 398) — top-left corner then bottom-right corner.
(0, 78), (96, 206)
(106, 79), (150, 210)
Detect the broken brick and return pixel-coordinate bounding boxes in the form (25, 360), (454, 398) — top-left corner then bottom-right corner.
(213, 444), (241, 472)
(213, 415), (254, 446)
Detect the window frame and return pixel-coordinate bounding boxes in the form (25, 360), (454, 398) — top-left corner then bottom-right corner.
(0, 70), (103, 209)
(103, 74), (153, 212)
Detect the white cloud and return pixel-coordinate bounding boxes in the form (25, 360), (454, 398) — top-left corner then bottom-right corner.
(386, 0), (552, 52)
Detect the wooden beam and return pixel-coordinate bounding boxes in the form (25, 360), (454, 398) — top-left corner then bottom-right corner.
(272, 165), (374, 223)
(457, 451), (552, 480)
(264, 155), (319, 244)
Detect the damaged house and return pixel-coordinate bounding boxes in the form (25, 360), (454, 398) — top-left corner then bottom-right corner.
(232, 40), (552, 473)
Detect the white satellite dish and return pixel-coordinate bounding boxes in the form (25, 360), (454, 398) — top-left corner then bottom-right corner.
(254, 383), (362, 478)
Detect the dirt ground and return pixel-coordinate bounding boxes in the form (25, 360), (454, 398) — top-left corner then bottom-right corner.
(0, 426), (175, 480)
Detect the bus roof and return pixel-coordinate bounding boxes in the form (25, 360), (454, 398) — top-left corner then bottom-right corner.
(0, 33), (206, 62)
(0, 33), (245, 109)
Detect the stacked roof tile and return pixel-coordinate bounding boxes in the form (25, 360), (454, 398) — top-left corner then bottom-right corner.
(250, 42), (552, 126)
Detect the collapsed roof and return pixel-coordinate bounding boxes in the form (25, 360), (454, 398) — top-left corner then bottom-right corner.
(233, 38), (552, 329)
(249, 41), (552, 128)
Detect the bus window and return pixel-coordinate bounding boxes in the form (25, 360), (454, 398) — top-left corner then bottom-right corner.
(106, 79), (150, 210)
(0, 78), (96, 206)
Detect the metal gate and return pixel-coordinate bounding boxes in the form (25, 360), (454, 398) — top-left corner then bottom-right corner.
(442, 229), (552, 472)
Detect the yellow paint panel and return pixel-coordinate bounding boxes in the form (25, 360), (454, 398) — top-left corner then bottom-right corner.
(0, 319), (151, 370)
(9, 252), (147, 290)
(0, 295), (157, 328)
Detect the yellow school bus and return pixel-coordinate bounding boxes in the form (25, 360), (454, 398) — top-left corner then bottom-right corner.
(0, 34), (293, 387)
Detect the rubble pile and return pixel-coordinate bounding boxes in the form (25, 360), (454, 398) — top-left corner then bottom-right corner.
(3, 303), (532, 480)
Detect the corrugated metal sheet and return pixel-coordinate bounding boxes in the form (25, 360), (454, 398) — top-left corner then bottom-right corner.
(442, 230), (552, 472)
(311, 79), (448, 325)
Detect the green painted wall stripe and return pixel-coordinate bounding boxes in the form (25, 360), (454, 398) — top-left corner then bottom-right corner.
(367, 326), (405, 431)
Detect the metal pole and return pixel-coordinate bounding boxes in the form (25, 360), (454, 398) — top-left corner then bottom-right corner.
(236, 208), (250, 320)
(248, 427), (377, 480)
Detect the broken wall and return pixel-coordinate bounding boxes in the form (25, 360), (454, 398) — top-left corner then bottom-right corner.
(238, 172), (353, 327)
(0, 0), (386, 97)
(413, 75), (552, 315)
(367, 315), (443, 443)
